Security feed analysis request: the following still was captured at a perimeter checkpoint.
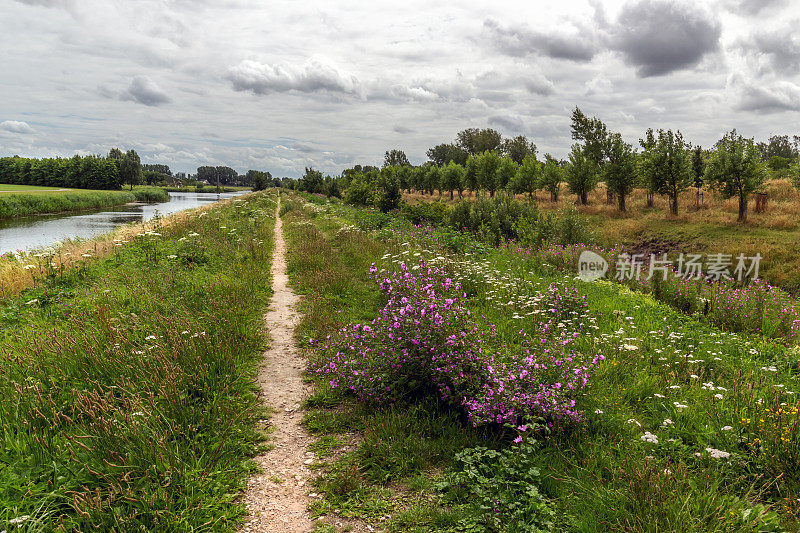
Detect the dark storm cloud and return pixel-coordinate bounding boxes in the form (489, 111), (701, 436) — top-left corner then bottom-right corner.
(737, 25), (800, 74)
(227, 58), (362, 97)
(393, 125), (414, 134)
(482, 19), (597, 62)
(488, 113), (527, 133)
(120, 76), (172, 106)
(611, 0), (721, 77)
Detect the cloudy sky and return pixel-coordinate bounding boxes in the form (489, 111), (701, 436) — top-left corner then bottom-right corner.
(1, 0), (799, 176)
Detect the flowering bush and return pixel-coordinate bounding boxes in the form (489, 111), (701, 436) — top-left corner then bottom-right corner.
(309, 261), (601, 430)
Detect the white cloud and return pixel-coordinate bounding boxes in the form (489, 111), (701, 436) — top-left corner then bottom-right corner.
(0, 120), (34, 134)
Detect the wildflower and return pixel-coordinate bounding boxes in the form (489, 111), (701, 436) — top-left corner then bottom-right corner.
(641, 431), (659, 444)
(705, 447), (730, 459)
(721, 426), (733, 431)
(662, 418), (674, 427)
(9, 515), (30, 525)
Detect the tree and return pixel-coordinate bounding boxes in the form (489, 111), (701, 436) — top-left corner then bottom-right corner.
(705, 130), (767, 222)
(692, 146), (705, 190)
(501, 135), (537, 164)
(603, 134), (637, 211)
(464, 156), (479, 196)
(565, 145), (598, 205)
(570, 107), (609, 167)
(384, 149), (410, 168)
(441, 161), (465, 199)
(119, 149), (142, 190)
(299, 167), (325, 194)
(476, 151), (503, 197)
(426, 143), (468, 166)
(509, 154), (540, 199)
(247, 170), (271, 191)
(108, 148), (124, 161)
(495, 156), (518, 192)
(639, 129), (693, 215)
(757, 134), (798, 161)
(456, 128), (503, 156)
(541, 155), (562, 201)
(424, 165), (441, 195)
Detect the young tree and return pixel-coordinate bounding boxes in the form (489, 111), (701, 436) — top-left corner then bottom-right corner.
(571, 107), (609, 167)
(638, 128), (658, 207)
(603, 134), (637, 211)
(510, 154), (540, 199)
(692, 145), (705, 189)
(476, 150), (502, 197)
(464, 156), (479, 196)
(501, 135), (536, 164)
(541, 156), (562, 201)
(495, 156), (518, 192)
(119, 149), (142, 190)
(383, 149), (410, 167)
(441, 161), (465, 199)
(705, 130), (768, 222)
(639, 129), (693, 215)
(424, 165), (441, 196)
(565, 145), (598, 205)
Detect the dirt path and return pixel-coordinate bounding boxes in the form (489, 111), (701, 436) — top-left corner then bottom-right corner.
(242, 198), (315, 533)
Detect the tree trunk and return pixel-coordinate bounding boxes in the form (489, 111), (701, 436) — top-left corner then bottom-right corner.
(646, 191), (654, 207)
(580, 192), (588, 205)
(450, 189), (454, 200)
(551, 191), (557, 202)
(738, 192), (748, 222)
(670, 195), (678, 215)
(490, 189), (495, 197)
(618, 193), (626, 212)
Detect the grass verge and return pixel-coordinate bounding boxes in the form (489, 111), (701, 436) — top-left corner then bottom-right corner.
(284, 191), (798, 532)
(0, 190), (277, 530)
(0, 187), (169, 219)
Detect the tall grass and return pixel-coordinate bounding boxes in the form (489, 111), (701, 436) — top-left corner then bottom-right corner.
(0, 187), (168, 219)
(0, 191), (276, 530)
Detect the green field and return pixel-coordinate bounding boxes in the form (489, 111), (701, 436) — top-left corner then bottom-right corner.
(0, 186), (168, 219)
(0, 184), (77, 193)
(283, 192), (799, 532)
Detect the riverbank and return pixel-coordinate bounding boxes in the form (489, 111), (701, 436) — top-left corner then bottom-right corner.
(0, 186), (168, 219)
(0, 190), (277, 530)
(0, 191), (250, 300)
(163, 185), (251, 193)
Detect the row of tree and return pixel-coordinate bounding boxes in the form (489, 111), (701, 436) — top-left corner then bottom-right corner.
(0, 149), (145, 190)
(334, 112), (774, 221)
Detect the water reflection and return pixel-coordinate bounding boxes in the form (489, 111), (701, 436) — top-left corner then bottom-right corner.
(0, 191), (247, 255)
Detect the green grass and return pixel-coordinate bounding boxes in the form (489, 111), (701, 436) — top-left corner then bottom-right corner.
(0, 184), (71, 193)
(0, 190), (277, 530)
(283, 192), (797, 532)
(0, 187), (169, 219)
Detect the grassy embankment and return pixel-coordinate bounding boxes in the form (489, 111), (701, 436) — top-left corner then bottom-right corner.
(0, 184), (169, 219)
(0, 190), (277, 530)
(404, 178), (800, 292)
(283, 192), (798, 532)
(0, 192), (243, 301)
